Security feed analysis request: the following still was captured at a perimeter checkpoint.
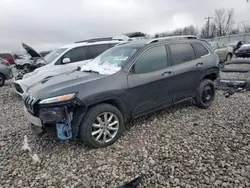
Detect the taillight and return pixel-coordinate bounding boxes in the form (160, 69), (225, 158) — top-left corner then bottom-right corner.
(2, 60), (10, 66)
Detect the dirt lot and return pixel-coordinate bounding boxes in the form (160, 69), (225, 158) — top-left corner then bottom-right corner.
(0, 83), (250, 188)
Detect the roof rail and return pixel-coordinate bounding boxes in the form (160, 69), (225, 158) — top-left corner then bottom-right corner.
(75, 37), (114, 43)
(115, 41), (130, 46)
(146, 35), (199, 44)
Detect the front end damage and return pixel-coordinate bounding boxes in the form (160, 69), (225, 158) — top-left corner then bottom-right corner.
(217, 59), (250, 97)
(24, 96), (86, 140)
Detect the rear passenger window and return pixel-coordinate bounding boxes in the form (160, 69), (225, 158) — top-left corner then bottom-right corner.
(169, 43), (195, 65)
(134, 45), (168, 74)
(218, 43), (226, 49)
(192, 43), (209, 58)
(85, 44), (111, 59)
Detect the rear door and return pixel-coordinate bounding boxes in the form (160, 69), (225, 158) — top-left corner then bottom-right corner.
(168, 43), (203, 103)
(127, 45), (174, 117)
(218, 43), (228, 61)
(211, 43), (223, 61)
(85, 44), (112, 60)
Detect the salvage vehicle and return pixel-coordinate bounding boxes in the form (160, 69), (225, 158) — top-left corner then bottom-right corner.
(14, 39), (122, 96)
(235, 44), (250, 58)
(217, 59), (250, 97)
(0, 57), (13, 87)
(23, 38), (219, 148)
(209, 42), (234, 62)
(15, 43), (47, 70)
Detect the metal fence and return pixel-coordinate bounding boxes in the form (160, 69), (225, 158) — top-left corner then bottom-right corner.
(208, 33), (250, 43)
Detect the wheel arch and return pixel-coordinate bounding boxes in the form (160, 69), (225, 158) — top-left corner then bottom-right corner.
(88, 97), (129, 122)
(0, 72), (6, 79)
(202, 67), (219, 81)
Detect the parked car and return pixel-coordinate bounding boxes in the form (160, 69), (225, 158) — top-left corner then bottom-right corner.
(22, 38), (219, 148)
(14, 39), (123, 96)
(228, 41), (245, 53)
(235, 44), (250, 58)
(0, 57), (13, 87)
(0, 53), (15, 65)
(15, 43), (46, 70)
(209, 42), (233, 62)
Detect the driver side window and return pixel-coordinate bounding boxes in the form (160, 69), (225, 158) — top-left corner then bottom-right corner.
(62, 47), (86, 63)
(133, 45), (168, 74)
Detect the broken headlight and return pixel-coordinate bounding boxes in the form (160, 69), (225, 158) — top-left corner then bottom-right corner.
(39, 107), (65, 123)
(39, 93), (76, 104)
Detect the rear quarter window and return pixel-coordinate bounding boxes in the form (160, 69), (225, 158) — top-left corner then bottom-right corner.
(169, 43), (195, 65)
(192, 43), (209, 58)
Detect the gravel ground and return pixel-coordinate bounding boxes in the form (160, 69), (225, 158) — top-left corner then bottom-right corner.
(1, 82), (250, 187)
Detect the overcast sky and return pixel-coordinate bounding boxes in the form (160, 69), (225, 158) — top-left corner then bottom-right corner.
(0, 0), (250, 53)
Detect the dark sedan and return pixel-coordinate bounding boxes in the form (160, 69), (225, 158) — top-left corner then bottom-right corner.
(235, 44), (250, 58)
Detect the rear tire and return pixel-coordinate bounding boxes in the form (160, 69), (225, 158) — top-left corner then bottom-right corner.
(194, 79), (215, 109)
(0, 74), (5, 87)
(79, 103), (125, 148)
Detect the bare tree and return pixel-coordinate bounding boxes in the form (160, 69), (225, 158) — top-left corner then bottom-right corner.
(200, 23), (216, 39)
(213, 9), (234, 36)
(242, 24), (250, 33)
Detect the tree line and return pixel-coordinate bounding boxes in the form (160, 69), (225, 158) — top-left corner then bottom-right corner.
(154, 8), (250, 39)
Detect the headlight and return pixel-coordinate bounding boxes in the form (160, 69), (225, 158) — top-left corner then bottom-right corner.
(39, 93), (76, 104)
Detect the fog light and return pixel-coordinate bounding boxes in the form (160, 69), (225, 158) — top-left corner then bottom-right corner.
(39, 107), (65, 123)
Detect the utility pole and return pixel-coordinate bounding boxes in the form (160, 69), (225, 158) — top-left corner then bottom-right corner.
(205, 16), (213, 38)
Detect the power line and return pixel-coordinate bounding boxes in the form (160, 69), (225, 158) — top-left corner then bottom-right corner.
(205, 16), (213, 37)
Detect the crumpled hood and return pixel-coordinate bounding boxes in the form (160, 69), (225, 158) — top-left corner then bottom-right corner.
(26, 71), (106, 100)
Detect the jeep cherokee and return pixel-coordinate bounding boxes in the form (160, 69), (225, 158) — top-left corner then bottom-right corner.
(22, 38), (219, 148)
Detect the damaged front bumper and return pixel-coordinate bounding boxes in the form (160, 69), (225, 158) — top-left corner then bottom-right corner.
(24, 102), (86, 140)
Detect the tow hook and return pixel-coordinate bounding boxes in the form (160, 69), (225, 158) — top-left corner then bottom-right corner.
(56, 108), (73, 140)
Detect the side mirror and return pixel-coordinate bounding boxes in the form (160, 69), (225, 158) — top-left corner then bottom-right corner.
(62, 58), (71, 64)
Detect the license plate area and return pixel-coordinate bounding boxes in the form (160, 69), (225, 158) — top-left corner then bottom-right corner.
(24, 107), (42, 127)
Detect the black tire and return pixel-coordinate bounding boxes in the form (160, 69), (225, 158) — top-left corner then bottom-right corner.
(226, 53), (232, 61)
(79, 103), (125, 148)
(194, 79), (215, 109)
(0, 74), (5, 87)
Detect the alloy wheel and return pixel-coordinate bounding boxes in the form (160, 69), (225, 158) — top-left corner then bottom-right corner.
(91, 112), (119, 143)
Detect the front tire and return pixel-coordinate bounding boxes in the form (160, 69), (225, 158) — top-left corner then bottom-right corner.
(194, 79), (215, 109)
(79, 104), (125, 148)
(0, 74), (5, 87)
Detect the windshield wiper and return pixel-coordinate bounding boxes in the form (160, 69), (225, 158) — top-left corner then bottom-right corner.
(82, 70), (100, 74)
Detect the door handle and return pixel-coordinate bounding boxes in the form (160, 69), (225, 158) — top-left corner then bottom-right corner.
(162, 71), (172, 76)
(196, 62), (203, 66)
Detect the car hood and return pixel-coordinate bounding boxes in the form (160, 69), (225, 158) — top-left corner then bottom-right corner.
(22, 43), (42, 58)
(26, 71), (106, 100)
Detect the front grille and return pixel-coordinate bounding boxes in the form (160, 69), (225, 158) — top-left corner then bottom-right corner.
(23, 94), (37, 114)
(14, 83), (23, 93)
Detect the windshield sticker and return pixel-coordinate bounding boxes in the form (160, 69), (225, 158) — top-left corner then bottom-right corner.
(113, 56), (128, 61)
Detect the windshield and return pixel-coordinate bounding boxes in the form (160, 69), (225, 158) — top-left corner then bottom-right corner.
(81, 46), (138, 75)
(43, 48), (67, 64)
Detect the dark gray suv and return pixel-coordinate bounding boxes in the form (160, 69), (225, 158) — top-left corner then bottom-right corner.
(23, 38), (219, 148)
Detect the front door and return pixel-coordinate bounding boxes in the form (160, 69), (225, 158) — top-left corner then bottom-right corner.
(127, 45), (174, 117)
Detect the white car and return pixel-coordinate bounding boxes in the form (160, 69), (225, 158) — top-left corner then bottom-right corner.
(13, 39), (122, 96)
